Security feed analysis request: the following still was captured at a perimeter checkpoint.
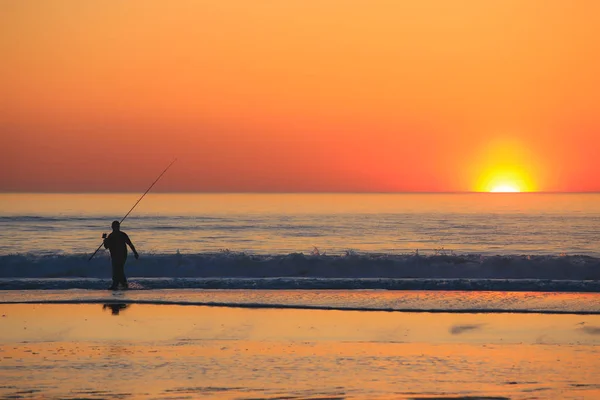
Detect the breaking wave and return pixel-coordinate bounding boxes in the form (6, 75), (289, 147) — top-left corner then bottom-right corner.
(1, 252), (599, 291)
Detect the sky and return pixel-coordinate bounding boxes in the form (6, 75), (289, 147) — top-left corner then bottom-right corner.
(1, 0), (599, 192)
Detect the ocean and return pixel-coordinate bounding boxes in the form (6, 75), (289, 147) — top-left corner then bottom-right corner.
(1, 193), (600, 292)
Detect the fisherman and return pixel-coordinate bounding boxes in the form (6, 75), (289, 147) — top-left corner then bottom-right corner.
(103, 220), (139, 290)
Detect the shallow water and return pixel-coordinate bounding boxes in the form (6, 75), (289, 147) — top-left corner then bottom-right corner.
(2, 289), (600, 314)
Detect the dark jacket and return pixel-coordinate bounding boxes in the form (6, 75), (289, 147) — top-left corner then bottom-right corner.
(103, 231), (135, 260)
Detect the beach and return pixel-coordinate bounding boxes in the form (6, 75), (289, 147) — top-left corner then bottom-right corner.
(1, 298), (599, 399)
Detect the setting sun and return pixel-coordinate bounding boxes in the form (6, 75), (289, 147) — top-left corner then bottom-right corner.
(477, 170), (533, 193)
(475, 166), (535, 193)
(472, 138), (539, 193)
(490, 184), (521, 193)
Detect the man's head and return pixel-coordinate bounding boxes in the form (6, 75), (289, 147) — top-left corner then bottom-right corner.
(111, 221), (120, 231)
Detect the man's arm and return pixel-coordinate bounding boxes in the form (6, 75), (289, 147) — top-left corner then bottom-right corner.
(124, 233), (139, 259)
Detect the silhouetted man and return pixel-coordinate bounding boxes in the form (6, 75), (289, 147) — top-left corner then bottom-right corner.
(103, 221), (139, 290)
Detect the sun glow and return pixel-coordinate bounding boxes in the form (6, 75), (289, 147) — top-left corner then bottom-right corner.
(473, 138), (540, 193)
(476, 169), (534, 193)
(490, 183), (521, 193)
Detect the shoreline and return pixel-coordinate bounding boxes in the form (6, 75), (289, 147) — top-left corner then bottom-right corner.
(3, 298), (600, 315)
(2, 288), (599, 315)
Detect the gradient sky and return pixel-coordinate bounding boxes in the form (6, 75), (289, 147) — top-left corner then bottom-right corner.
(1, 0), (599, 192)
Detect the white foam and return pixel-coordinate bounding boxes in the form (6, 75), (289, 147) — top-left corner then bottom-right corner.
(0, 252), (599, 292)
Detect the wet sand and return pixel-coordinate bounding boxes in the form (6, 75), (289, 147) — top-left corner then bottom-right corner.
(1, 304), (599, 399)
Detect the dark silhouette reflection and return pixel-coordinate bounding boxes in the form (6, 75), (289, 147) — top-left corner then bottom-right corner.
(103, 303), (130, 315)
(449, 323), (485, 335)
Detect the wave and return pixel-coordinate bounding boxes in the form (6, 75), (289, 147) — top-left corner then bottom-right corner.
(1, 252), (599, 291)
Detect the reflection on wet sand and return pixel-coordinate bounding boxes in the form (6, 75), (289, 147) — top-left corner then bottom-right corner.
(0, 304), (598, 399)
(102, 303), (130, 315)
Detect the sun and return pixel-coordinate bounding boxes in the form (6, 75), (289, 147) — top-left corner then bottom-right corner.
(475, 167), (534, 193)
(473, 138), (538, 193)
(478, 172), (530, 193)
(489, 183), (521, 193)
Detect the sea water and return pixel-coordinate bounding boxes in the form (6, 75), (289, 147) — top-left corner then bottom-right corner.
(0, 193), (599, 291)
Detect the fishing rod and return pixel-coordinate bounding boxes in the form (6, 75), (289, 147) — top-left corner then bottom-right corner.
(88, 158), (177, 261)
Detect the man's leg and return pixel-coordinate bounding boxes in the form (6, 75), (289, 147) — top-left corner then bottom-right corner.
(110, 259), (120, 290)
(117, 258), (128, 289)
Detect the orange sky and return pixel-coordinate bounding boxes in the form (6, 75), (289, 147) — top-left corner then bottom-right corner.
(1, 0), (599, 192)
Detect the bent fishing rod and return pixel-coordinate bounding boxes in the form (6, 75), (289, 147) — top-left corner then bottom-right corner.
(88, 158), (177, 261)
